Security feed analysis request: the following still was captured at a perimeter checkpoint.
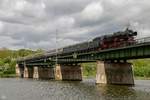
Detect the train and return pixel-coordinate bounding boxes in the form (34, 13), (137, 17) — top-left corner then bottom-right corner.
(47, 28), (137, 56)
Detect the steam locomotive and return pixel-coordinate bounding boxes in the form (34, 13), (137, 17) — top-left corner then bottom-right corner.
(47, 28), (137, 55)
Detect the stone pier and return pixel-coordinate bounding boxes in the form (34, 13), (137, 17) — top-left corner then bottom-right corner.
(55, 64), (82, 81)
(55, 65), (62, 80)
(16, 64), (24, 78)
(24, 66), (33, 78)
(33, 67), (54, 79)
(96, 61), (134, 85)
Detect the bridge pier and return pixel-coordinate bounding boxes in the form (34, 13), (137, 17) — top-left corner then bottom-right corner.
(96, 61), (134, 85)
(55, 64), (62, 80)
(33, 67), (55, 79)
(16, 64), (24, 78)
(23, 66), (33, 78)
(33, 67), (39, 79)
(55, 64), (82, 81)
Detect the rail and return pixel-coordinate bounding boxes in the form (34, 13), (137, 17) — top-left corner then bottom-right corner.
(136, 37), (150, 44)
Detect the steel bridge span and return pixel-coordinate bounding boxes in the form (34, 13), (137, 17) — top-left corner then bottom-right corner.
(16, 37), (150, 85)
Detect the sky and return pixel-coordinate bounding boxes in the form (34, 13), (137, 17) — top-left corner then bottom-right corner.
(0, 0), (150, 50)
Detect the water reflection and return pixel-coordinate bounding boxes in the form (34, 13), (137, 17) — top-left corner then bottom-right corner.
(96, 84), (136, 100)
(0, 78), (150, 100)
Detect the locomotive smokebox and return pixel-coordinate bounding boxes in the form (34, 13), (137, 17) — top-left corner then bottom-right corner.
(133, 32), (137, 36)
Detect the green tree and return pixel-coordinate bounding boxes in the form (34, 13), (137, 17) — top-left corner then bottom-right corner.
(0, 48), (45, 77)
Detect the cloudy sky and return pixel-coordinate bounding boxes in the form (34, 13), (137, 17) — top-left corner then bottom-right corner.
(0, 0), (150, 50)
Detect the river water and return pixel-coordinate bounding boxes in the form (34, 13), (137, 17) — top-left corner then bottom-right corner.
(0, 78), (150, 100)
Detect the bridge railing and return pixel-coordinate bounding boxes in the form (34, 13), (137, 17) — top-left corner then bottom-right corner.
(136, 37), (150, 44)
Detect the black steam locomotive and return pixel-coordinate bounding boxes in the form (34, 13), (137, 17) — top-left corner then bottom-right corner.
(47, 28), (137, 55)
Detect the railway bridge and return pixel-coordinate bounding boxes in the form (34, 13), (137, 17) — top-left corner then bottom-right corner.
(16, 37), (150, 85)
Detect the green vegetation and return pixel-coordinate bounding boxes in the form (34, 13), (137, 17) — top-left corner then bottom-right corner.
(0, 48), (44, 77)
(132, 59), (150, 78)
(82, 63), (96, 78)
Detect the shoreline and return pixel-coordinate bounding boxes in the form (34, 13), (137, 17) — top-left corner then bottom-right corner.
(134, 77), (150, 80)
(0, 75), (150, 80)
(0, 74), (16, 78)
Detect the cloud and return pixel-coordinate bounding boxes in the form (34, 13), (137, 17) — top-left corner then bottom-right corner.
(0, 0), (149, 50)
(81, 2), (103, 21)
(0, 21), (3, 32)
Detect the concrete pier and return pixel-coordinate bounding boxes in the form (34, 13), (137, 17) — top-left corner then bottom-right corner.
(96, 61), (134, 85)
(33, 67), (39, 79)
(16, 64), (24, 78)
(33, 67), (54, 79)
(24, 66), (33, 78)
(55, 64), (82, 81)
(55, 64), (62, 80)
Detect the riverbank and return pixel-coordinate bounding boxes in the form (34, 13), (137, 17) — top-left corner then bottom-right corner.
(134, 76), (150, 80)
(0, 73), (16, 78)
(0, 74), (150, 80)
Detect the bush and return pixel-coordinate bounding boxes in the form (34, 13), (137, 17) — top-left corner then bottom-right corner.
(82, 63), (96, 77)
(132, 59), (150, 77)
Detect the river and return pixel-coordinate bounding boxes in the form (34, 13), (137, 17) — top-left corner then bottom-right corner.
(0, 78), (150, 100)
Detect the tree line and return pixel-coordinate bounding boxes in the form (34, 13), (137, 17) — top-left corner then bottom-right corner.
(0, 48), (43, 77)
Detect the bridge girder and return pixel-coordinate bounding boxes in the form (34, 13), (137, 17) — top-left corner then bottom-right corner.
(17, 42), (150, 65)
